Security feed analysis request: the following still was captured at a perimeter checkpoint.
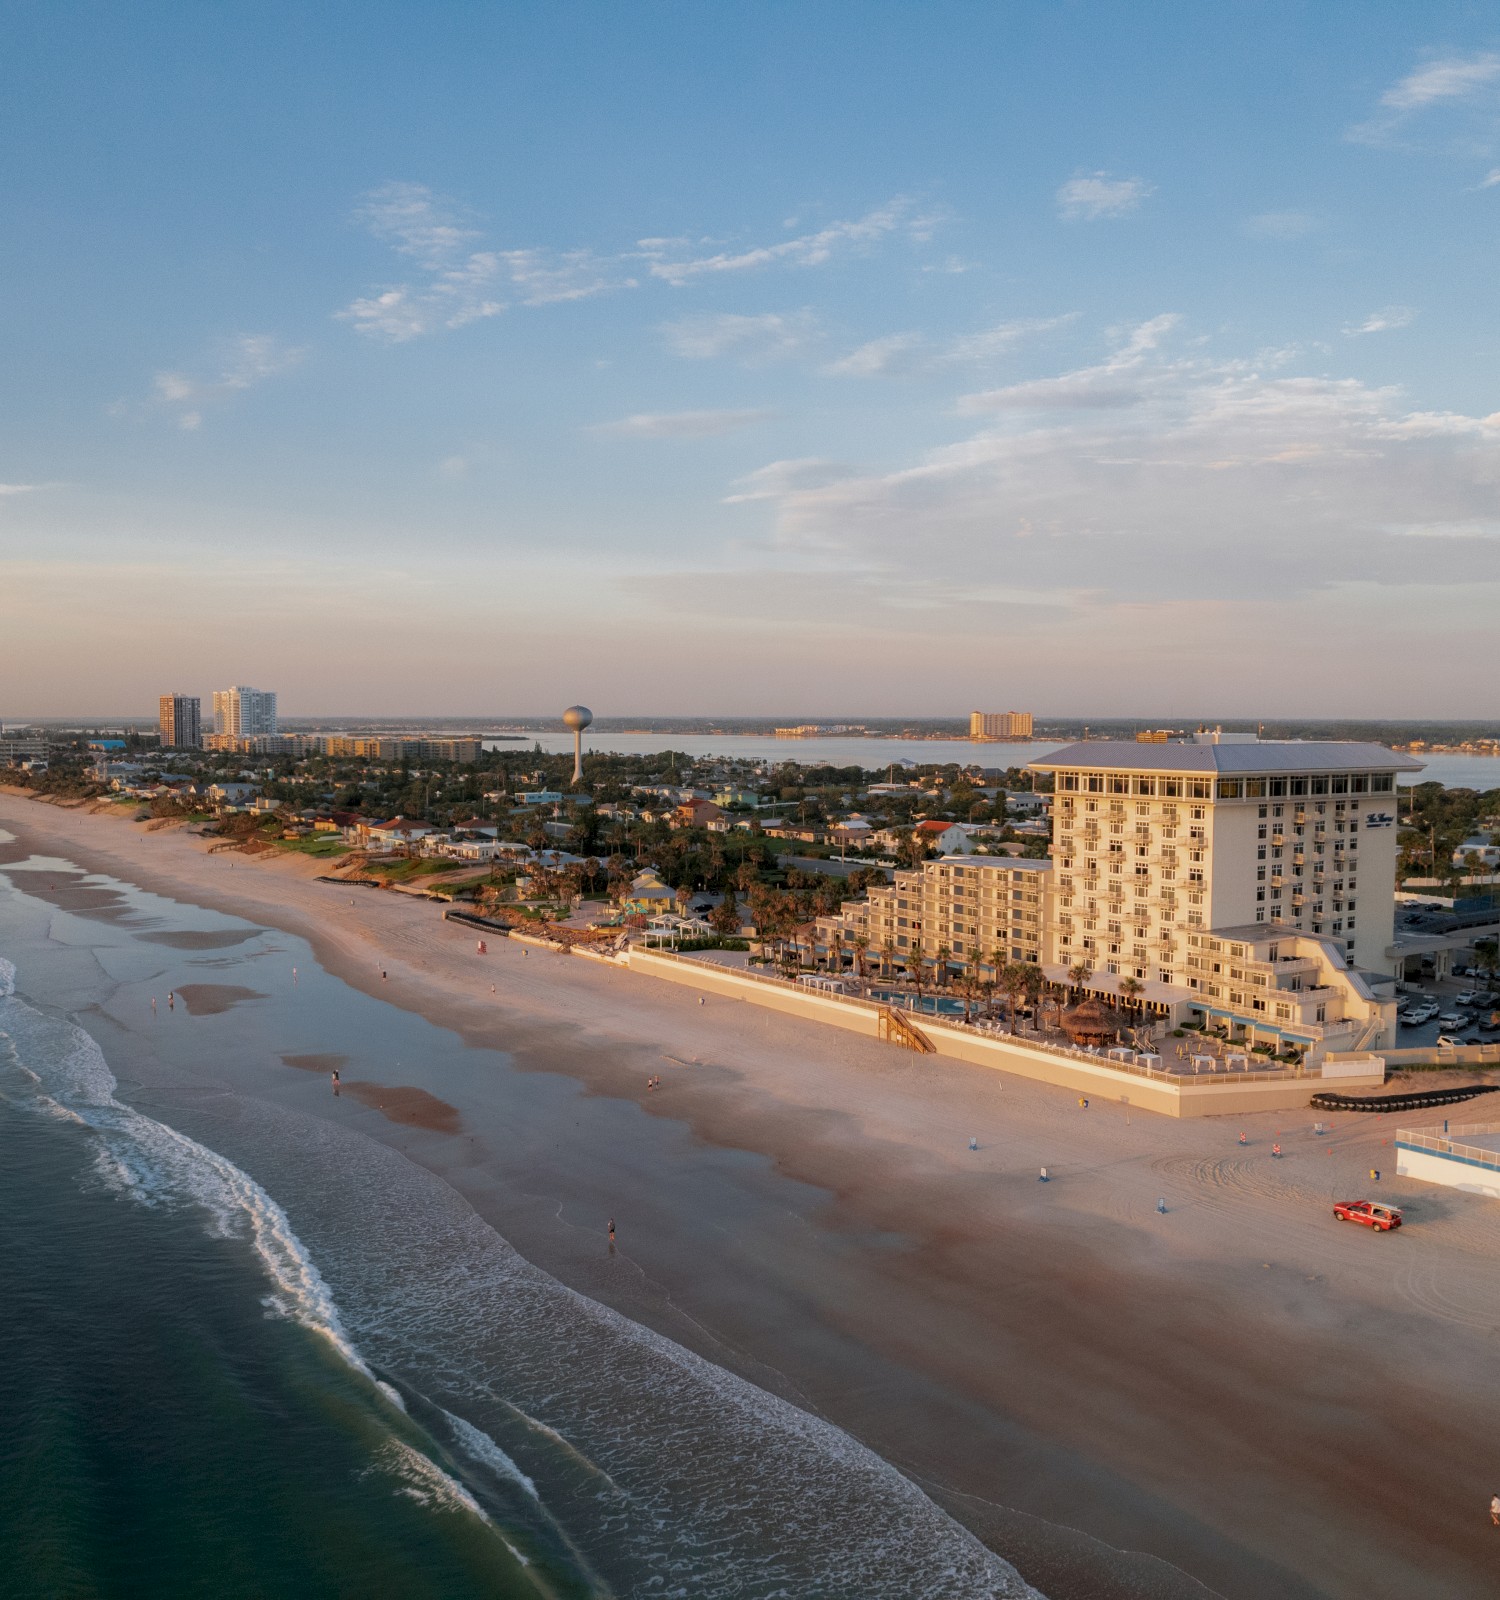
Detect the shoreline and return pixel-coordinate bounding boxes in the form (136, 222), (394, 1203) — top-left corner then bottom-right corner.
(6, 792), (1500, 1599)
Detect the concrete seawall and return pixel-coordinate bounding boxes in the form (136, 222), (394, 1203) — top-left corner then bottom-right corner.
(622, 948), (1376, 1117)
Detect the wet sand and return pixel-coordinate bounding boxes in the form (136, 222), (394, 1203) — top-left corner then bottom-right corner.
(5, 792), (1500, 1600)
(174, 983), (267, 1016)
(337, 1081), (463, 1134)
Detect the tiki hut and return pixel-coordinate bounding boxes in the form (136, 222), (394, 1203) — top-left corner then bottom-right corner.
(1060, 997), (1118, 1047)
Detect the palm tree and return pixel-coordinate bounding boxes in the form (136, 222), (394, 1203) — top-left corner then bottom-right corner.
(1067, 960), (1091, 1000)
(934, 944), (952, 990)
(1119, 975), (1144, 1021)
(955, 971), (983, 1024)
(1021, 961), (1045, 1019)
(999, 962), (1027, 1028)
(829, 930), (846, 975)
(852, 933), (869, 980)
(907, 946), (928, 1008)
(880, 938), (897, 981)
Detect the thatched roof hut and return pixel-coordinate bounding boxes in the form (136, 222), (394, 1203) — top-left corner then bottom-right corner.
(1061, 997), (1118, 1047)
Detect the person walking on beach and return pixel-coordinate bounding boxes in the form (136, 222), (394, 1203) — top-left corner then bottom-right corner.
(608, 1218), (616, 1247)
(1491, 1492), (1500, 1526)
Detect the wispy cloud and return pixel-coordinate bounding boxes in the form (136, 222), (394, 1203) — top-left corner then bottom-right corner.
(1381, 53), (1500, 111)
(1475, 167), (1500, 188)
(340, 185), (932, 341)
(1056, 172), (1153, 220)
(731, 319), (1500, 615)
(142, 334), (304, 429)
(644, 200), (927, 285)
(594, 408), (774, 439)
(1350, 51), (1500, 148)
(1344, 306), (1416, 336)
(662, 310), (820, 362)
(825, 315), (1077, 378)
(1242, 210), (1319, 239)
(0, 482), (40, 496)
(339, 182), (635, 340)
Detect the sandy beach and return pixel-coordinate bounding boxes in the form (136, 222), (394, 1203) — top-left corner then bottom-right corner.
(5, 791), (1500, 1600)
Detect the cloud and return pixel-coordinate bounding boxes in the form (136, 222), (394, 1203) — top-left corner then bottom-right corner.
(145, 334), (304, 429)
(0, 483), (40, 496)
(661, 310), (819, 362)
(340, 182), (635, 340)
(1056, 172), (1153, 220)
(825, 333), (927, 377)
(723, 458), (851, 503)
(1475, 168), (1500, 188)
(729, 317), (1500, 612)
(1242, 210), (1319, 239)
(1344, 306), (1416, 336)
(340, 185), (930, 341)
(594, 408), (774, 439)
(1350, 51), (1500, 148)
(956, 314), (1176, 412)
(825, 315), (1077, 378)
(1381, 53), (1500, 111)
(644, 199), (932, 285)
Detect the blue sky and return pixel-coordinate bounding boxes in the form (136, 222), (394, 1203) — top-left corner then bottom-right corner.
(3, 2), (1498, 717)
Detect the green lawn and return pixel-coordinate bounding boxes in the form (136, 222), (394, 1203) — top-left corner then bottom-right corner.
(276, 834), (352, 858)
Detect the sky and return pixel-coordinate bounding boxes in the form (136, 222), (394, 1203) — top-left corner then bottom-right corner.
(2, 1), (1498, 720)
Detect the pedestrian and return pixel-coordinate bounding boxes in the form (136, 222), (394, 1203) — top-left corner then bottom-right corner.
(1490, 1493), (1500, 1526)
(381, 969), (387, 980)
(608, 1217), (616, 1245)
(969, 1136), (978, 1151)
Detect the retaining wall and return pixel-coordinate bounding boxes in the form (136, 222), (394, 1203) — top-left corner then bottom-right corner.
(1396, 1144), (1500, 1200)
(623, 948), (1377, 1117)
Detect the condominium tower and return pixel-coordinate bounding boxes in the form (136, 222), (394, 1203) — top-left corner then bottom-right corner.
(969, 710), (1033, 740)
(212, 686), (278, 739)
(157, 693), (201, 749)
(1029, 735), (1421, 981)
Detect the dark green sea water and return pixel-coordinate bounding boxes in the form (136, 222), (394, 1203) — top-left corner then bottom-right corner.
(0, 845), (1038, 1600)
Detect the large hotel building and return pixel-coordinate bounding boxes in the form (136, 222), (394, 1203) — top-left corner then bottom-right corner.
(815, 734), (1421, 1060)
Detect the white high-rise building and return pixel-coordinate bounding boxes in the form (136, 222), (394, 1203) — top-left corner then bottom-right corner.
(212, 686), (278, 738)
(1030, 736), (1421, 982)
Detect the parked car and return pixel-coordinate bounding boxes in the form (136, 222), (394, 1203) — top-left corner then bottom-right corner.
(1436, 1034), (1465, 1048)
(1455, 991), (1480, 1006)
(1333, 1200), (1403, 1231)
(1438, 1012), (1465, 1028)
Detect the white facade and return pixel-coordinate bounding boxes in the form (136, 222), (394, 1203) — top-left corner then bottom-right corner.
(212, 686), (278, 738)
(1031, 739), (1420, 982)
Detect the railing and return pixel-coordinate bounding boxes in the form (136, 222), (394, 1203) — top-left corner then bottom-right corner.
(636, 949), (1300, 1088)
(1396, 1123), (1500, 1171)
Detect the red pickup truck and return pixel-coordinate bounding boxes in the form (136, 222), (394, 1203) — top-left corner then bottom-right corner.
(1333, 1200), (1403, 1231)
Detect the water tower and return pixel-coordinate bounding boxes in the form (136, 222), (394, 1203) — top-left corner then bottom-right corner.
(563, 705), (592, 785)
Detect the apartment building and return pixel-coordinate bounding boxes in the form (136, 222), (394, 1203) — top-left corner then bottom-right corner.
(212, 686), (278, 738)
(969, 710), (1033, 740)
(319, 736), (482, 762)
(1029, 736), (1421, 982)
(817, 855), (1052, 970)
(158, 694), (202, 749)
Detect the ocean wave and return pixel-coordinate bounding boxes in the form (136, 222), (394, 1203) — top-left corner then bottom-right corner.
(0, 963), (378, 1390)
(0, 949), (1041, 1598)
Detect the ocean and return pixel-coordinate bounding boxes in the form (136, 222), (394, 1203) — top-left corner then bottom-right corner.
(0, 837), (1037, 1599)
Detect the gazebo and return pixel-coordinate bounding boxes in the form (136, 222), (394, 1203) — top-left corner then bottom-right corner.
(1060, 997), (1119, 1048)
